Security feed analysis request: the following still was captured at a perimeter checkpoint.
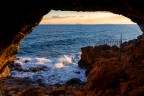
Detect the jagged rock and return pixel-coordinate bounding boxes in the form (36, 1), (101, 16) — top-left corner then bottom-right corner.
(74, 71), (80, 74)
(78, 34), (144, 95)
(65, 78), (82, 86)
(17, 85), (47, 96)
(24, 60), (29, 63)
(78, 45), (119, 75)
(1, 35), (144, 96)
(0, 0), (144, 78)
(28, 66), (48, 72)
(85, 59), (126, 91)
(0, 0), (144, 95)
(9, 61), (48, 72)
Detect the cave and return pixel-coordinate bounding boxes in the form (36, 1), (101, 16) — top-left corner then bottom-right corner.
(0, 0), (144, 77)
(0, 0), (144, 95)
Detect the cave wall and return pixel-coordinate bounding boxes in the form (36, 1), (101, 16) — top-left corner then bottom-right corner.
(0, 0), (144, 77)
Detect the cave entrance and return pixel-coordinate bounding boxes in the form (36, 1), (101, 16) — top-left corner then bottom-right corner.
(11, 10), (142, 86)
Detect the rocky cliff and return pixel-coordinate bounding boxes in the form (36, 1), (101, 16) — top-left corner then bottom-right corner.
(0, 0), (144, 77)
(0, 0), (144, 96)
(1, 33), (144, 96)
(78, 34), (144, 95)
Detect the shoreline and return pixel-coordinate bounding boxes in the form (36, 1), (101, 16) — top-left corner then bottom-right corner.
(1, 34), (144, 96)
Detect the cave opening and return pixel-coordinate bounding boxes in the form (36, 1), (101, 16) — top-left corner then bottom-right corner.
(8, 10), (143, 87)
(0, 9), (143, 96)
(0, 0), (144, 95)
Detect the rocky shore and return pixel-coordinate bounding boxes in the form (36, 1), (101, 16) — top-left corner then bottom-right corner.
(79, 34), (144, 96)
(0, 0), (144, 96)
(0, 77), (85, 96)
(0, 34), (143, 96)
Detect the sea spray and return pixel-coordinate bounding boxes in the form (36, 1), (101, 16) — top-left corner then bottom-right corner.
(12, 24), (142, 86)
(11, 54), (87, 85)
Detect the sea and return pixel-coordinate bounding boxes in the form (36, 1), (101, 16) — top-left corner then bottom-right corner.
(10, 24), (142, 85)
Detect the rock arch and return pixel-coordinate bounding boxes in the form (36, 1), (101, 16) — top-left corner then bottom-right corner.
(0, 0), (144, 77)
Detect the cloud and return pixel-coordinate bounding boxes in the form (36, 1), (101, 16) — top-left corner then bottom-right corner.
(51, 15), (73, 19)
(40, 11), (134, 24)
(52, 15), (63, 18)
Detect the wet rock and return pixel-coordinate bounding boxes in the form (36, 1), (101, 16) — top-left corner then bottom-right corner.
(65, 78), (82, 86)
(28, 65), (48, 72)
(85, 69), (91, 77)
(74, 71), (80, 74)
(0, 2), (144, 94)
(9, 62), (48, 72)
(9, 62), (23, 71)
(16, 58), (21, 60)
(24, 60), (29, 63)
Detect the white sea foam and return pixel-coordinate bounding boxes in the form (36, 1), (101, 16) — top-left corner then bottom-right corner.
(11, 53), (87, 85)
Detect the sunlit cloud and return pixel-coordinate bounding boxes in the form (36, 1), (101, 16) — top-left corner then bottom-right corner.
(40, 10), (135, 24)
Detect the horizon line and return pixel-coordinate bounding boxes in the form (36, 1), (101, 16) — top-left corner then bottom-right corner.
(39, 23), (137, 25)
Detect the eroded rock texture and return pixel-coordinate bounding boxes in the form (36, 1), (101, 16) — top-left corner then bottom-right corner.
(0, 0), (144, 95)
(0, 0), (144, 77)
(0, 1), (51, 77)
(78, 34), (144, 95)
(1, 35), (144, 96)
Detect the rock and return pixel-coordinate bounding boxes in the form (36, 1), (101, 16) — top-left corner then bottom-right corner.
(24, 60), (29, 63)
(48, 87), (66, 96)
(18, 85), (47, 96)
(16, 58), (21, 60)
(85, 58), (124, 91)
(65, 78), (82, 86)
(28, 65), (48, 72)
(0, 83), (5, 96)
(0, 0), (144, 95)
(78, 45), (120, 74)
(77, 34), (144, 95)
(9, 63), (23, 71)
(1, 0), (144, 78)
(9, 62), (48, 72)
(74, 71), (80, 74)
(85, 69), (90, 77)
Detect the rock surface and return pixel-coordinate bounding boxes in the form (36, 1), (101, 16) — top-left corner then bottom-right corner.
(79, 34), (144, 95)
(0, 0), (144, 77)
(1, 34), (144, 96)
(0, 0), (144, 96)
(0, 77), (85, 96)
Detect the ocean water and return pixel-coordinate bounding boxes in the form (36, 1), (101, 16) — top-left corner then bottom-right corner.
(11, 24), (142, 85)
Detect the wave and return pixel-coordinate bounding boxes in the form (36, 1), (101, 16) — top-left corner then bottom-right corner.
(11, 53), (87, 85)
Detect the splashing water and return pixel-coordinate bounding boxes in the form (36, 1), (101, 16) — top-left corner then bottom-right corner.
(11, 53), (87, 85)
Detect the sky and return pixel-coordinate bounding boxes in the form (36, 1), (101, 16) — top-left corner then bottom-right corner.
(40, 10), (135, 24)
